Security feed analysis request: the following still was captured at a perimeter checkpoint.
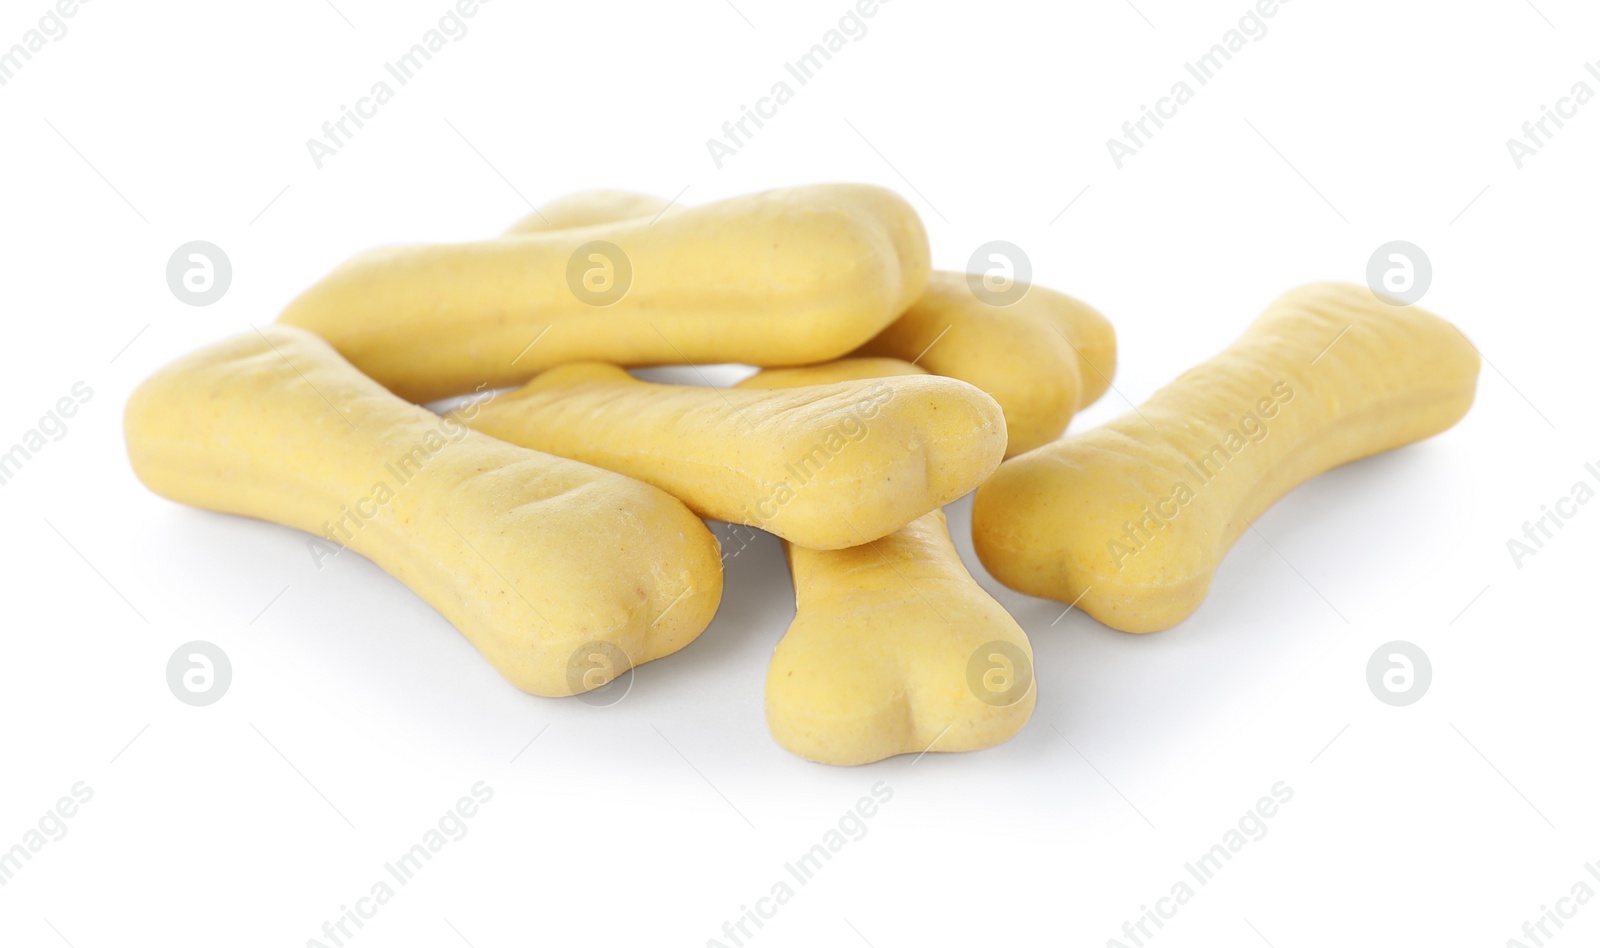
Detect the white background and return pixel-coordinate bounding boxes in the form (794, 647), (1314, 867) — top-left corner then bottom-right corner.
(1, 1), (1596, 945)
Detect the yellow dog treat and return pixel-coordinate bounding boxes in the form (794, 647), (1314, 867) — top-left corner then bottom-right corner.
(972, 283), (1480, 633)
(125, 327), (723, 696)
(466, 362), (1006, 549)
(503, 191), (677, 235)
(502, 190), (672, 234)
(850, 271), (1117, 456)
(742, 363), (1035, 765)
(738, 356), (926, 388)
(279, 184), (930, 402)
(507, 190), (1116, 456)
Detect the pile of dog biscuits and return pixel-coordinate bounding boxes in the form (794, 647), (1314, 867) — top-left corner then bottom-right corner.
(125, 184), (1480, 765)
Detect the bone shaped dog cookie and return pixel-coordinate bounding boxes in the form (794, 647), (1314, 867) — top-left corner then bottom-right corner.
(279, 184), (930, 401)
(463, 361), (1006, 549)
(504, 190), (1116, 456)
(972, 282), (1480, 632)
(738, 361), (1036, 765)
(125, 327), (723, 695)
